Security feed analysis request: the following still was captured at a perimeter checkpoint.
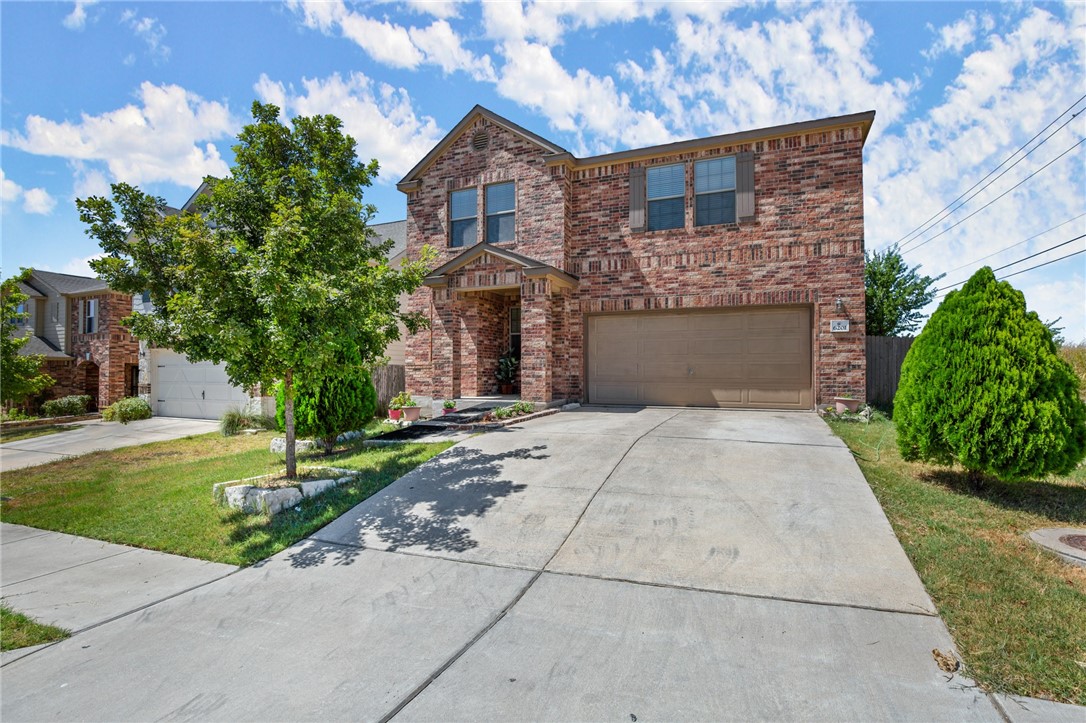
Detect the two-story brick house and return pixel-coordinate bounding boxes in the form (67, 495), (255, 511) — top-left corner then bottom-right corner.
(15, 270), (139, 410)
(398, 106), (872, 409)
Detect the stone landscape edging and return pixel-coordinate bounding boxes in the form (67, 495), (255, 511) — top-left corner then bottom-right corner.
(1, 413), (101, 430)
(213, 466), (357, 516)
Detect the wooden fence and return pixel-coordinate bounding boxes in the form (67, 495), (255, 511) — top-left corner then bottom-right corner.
(371, 364), (405, 413)
(866, 336), (914, 407)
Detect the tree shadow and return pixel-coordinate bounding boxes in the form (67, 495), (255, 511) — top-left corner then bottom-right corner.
(297, 443), (549, 565)
(919, 469), (1086, 526)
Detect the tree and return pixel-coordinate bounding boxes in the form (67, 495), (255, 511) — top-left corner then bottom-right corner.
(864, 245), (943, 337)
(276, 350), (378, 454)
(78, 101), (432, 477)
(894, 266), (1086, 482)
(1, 269), (55, 406)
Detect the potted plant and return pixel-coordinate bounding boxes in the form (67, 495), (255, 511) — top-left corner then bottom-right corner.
(833, 394), (861, 413)
(390, 391), (422, 422)
(496, 351), (519, 395)
(388, 396), (403, 421)
(442, 399), (457, 415)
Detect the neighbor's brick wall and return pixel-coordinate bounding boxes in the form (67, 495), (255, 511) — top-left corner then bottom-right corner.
(68, 291), (140, 408)
(405, 119), (867, 405)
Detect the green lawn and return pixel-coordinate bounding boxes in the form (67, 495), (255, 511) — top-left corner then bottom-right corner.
(0, 424), (80, 444)
(827, 415), (1086, 705)
(1, 605), (70, 651)
(0, 428), (452, 566)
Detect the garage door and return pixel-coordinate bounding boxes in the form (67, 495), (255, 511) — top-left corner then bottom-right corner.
(587, 307), (812, 409)
(152, 349), (252, 419)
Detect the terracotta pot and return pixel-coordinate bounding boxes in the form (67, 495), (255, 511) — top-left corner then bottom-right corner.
(834, 397), (861, 413)
(402, 406), (422, 422)
(499, 384), (514, 394)
(443, 407), (456, 415)
(389, 408), (403, 420)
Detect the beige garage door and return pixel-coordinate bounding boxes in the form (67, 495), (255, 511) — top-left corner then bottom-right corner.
(587, 307), (812, 409)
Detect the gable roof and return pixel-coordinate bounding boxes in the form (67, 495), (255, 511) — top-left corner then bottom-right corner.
(17, 281), (45, 298)
(423, 243), (577, 290)
(31, 269), (109, 296)
(18, 334), (72, 360)
(371, 220), (407, 259)
(397, 105), (568, 191)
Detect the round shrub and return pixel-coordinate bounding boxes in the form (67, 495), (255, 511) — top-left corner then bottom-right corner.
(101, 397), (152, 425)
(40, 395), (92, 417)
(894, 266), (1086, 481)
(276, 358), (377, 453)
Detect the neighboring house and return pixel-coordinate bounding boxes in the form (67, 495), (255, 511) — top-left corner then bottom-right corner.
(133, 192), (408, 419)
(397, 105), (872, 409)
(370, 219), (408, 367)
(15, 270), (139, 410)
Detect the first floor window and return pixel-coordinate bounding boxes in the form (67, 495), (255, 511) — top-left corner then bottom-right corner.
(486, 182), (516, 243)
(450, 188), (478, 247)
(83, 298), (97, 334)
(509, 306), (521, 356)
(695, 156), (736, 226)
(647, 164), (685, 231)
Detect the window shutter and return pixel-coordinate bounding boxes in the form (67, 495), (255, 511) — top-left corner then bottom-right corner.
(78, 299), (85, 335)
(736, 151), (755, 221)
(629, 166), (646, 231)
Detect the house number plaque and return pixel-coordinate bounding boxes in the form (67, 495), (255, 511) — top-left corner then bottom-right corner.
(830, 319), (850, 333)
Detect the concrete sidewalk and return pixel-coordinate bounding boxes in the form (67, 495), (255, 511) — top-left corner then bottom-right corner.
(0, 416), (219, 471)
(2, 408), (1083, 721)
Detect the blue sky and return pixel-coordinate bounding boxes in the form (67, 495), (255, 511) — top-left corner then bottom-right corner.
(2, 1), (1083, 339)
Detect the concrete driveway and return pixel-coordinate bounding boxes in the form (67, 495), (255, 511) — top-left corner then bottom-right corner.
(1, 408), (1026, 720)
(0, 416), (219, 471)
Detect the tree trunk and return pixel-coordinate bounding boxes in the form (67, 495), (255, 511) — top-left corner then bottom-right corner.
(284, 369), (296, 479)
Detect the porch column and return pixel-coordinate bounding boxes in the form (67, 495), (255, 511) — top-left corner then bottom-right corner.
(425, 289), (461, 400)
(520, 279), (553, 403)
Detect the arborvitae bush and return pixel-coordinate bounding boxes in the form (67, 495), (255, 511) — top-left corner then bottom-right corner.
(276, 354), (377, 453)
(894, 267), (1086, 481)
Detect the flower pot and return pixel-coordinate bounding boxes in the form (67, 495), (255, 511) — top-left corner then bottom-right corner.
(402, 406), (422, 422)
(443, 407), (456, 415)
(834, 397), (861, 413)
(388, 408), (403, 421)
(499, 384), (514, 395)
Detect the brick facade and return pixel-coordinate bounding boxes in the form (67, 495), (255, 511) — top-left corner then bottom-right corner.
(66, 291), (139, 409)
(402, 109), (869, 407)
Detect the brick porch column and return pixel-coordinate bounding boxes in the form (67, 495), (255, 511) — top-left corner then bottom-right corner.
(520, 280), (553, 403)
(420, 289), (460, 400)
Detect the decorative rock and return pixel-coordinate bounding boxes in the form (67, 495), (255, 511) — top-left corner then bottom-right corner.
(300, 479), (338, 498)
(336, 476), (353, 486)
(561, 403), (581, 411)
(261, 488), (302, 515)
(224, 485), (253, 509)
(269, 437), (316, 454)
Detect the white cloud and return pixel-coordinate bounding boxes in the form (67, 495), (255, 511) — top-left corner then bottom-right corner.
(0, 169), (57, 215)
(62, 0), (97, 30)
(1, 82), (236, 188)
(121, 10), (170, 63)
(404, 0), (461, 20)
(44, 253), (106, 278)
(923, 11), (990, 60)
(71, 162), (112, 199)
(253, 72), (444, 181)
(286, 0), (495, 80)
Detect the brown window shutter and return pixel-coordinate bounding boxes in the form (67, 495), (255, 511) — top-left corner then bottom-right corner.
(629, 166), (646, 231)
(737, 151), (755, 221)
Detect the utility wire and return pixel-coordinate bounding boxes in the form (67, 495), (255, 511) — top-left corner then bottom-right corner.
(942, 213), (1086, 274)
(933, 245), (1086, 300)
(933, 234), (1085, 293)
(901, 136), (1086, 254)
(895, 93), (1086, 250)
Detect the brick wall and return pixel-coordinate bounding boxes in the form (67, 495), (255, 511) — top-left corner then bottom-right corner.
(68, 291), (140, 408)
(404, 115), (867, 406)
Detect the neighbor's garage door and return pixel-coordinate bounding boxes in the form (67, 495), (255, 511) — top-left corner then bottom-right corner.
(587, 307), (812, 409)
(151, 349), (252, 419)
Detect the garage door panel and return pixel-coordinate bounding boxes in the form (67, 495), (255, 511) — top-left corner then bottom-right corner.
(588, 307), (811, 410)
(152, 350), (252, 420)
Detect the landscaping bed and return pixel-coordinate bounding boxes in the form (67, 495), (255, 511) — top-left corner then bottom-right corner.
(0, 423), (82, 444)
(827, 414), (1086, 705)
(0, 429), (452, 567)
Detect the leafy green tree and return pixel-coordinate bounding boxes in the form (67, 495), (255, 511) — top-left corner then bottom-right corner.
(1, 269), (55, 406)
(276, 352), (378, 453)
(865, 245), (944, 336)
(894, 266), (1086, 482)
(78, 101), (431, 477)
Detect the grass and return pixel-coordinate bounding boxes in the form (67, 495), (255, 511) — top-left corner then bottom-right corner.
(0, 424), (80, 444)
(0, 426), (452, 567)
(827, 415), (1086, 705)
(1, 605), (70, 651)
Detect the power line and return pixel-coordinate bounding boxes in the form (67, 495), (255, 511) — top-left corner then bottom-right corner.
(895, 93), (1086, 250)
(933, 234), (1085, 293)
(933, 243), (1086, 300)
(901, 136), (1086, 254)
(942, 213), (1086, 275)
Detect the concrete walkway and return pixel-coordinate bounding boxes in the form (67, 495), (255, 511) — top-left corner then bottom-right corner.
(0, 416), (219, 471)
(2, 408), (1082, 721)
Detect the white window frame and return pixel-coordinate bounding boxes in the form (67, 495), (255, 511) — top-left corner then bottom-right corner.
(694, 157), (737, 227)
(83, 298), (98, 334)
(646, 163), (685, 231)
(449, 188), (478, 248)
(485, 182), (516, 244)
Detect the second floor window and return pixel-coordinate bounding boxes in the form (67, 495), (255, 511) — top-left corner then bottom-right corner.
(450, 188), (478, 248)
(14, 302), (27, 326)
(83, 299), (97, 334)
(486, 182), (515, 244)
(647, 164), (685, 231)
(695, 157), (737, 226)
